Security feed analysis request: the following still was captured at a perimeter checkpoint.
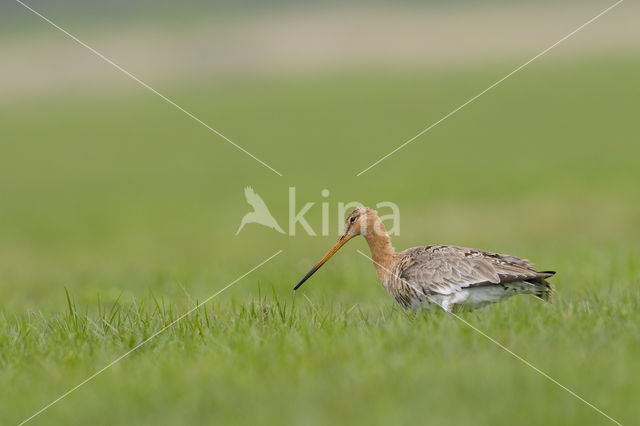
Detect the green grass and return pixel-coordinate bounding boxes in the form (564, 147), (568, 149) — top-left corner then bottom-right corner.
(1, 54), (639, 425)
(2, 284), (639, 425)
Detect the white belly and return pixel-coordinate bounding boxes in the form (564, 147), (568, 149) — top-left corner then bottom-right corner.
(414, 281), (538, 312)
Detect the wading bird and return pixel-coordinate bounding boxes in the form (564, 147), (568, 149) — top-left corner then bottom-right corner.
(294, 207), (554, 312)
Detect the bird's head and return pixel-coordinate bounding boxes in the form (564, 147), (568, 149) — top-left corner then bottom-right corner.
(341, 206), (383, 238)
(293, 206), (381, 290)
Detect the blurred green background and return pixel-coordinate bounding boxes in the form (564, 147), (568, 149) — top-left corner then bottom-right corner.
(1, 1), (638, 425)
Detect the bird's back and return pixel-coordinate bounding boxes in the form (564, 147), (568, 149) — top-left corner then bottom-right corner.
(387, 244), (554, 311)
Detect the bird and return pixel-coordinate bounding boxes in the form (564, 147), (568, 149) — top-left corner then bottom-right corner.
(236, 187), (285, 235)
(294, 206), (554, 312)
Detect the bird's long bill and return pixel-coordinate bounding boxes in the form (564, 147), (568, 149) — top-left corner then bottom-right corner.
(293, 233), (352, 290)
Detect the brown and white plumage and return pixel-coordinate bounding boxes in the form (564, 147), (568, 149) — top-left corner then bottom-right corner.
(389, 245), (554, 311)
(294, 207), (555, 312)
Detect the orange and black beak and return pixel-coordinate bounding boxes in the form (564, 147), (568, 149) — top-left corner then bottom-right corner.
(293, 233), (352, 290)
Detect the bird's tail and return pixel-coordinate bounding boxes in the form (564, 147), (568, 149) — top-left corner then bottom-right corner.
(527, 271), (555, 302)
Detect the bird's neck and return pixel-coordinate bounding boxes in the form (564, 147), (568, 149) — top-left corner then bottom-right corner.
(363, 217), (397, 279)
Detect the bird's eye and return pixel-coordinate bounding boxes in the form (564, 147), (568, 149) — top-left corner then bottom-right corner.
(350, 216), (357, 223)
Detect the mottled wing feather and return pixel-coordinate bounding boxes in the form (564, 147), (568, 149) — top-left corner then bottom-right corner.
(398, 245), (543, 296)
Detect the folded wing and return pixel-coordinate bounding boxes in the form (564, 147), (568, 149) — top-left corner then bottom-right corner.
(398, 245), (553, 296)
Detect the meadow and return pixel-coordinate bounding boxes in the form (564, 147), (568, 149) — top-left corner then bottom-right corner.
(1, 53), (639, 425)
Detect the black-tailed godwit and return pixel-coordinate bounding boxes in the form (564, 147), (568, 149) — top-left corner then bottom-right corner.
(294, 207), (554, 312)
